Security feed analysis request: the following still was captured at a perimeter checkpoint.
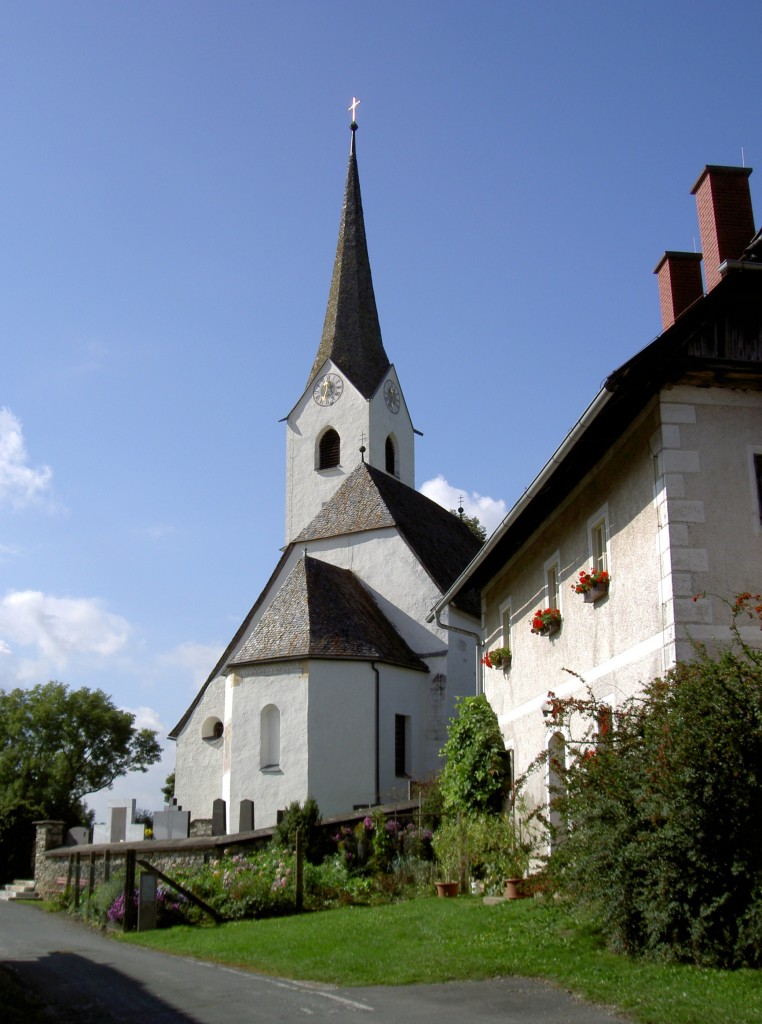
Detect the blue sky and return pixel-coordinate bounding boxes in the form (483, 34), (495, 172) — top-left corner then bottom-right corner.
(2, 0), (760, 820)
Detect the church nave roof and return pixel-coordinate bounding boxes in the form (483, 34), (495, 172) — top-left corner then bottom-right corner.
(229, 555), (427, 671)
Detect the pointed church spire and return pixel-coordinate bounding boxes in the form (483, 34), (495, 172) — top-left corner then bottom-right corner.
(308, 105), (390, 399)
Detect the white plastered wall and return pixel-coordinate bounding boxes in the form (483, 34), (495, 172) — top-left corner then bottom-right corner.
(174, 674), (226, 822)
(481, 384), (762, 817)
(226, 663), (309, 830)
(481, 403), (665, 814)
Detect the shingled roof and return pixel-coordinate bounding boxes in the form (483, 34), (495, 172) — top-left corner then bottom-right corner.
(230, 555), (427, 671)
(295, 463), (482, 616)
(308, 126), (390, 399)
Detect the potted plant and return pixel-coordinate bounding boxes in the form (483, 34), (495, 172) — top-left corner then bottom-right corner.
(481, 646), (512, 670)
(431, 818), (469, 896)
(571, 568), (610, 603)
(530, 608), (562, 637)
(466, 810), (535, 900)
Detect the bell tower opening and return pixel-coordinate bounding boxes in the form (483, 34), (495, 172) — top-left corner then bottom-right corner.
(318, 428), (341, 470)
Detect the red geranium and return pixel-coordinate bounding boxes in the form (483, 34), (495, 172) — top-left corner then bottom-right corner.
(571, 568), (610, 594)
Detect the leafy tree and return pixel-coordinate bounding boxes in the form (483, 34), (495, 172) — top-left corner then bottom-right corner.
(450, 509), (487, 544)
(527, 593), (762, 967)
(0, 681), (162, 881)
(162, 770), (176, 805)
(439, 695), (509, 816)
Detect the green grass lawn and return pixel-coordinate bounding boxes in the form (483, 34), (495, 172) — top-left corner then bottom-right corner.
(120, 896), (762, 1024)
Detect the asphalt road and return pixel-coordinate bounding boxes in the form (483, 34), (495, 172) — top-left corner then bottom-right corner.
(0, 901), (629, 1023)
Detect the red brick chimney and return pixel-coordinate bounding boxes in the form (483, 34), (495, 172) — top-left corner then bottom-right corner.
(691, 165), (754, 291)
(653, 251), (704, 330)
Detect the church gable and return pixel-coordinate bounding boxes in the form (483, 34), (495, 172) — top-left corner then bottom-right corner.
(295, 463), (482, 616)
(230, 555), (428, 672)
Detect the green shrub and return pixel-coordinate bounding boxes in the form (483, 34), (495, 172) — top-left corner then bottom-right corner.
(303, 854), (376, 907)
(439, 695), (509, 816)
(528, 593), (762, 967)
(173, 848), (297, 921)
(272, 797), (325, 864)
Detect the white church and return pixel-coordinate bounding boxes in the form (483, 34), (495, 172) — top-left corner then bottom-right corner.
(170, 117), (482, 831)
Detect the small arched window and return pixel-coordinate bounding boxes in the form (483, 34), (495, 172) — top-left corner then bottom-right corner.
(318, 429), (340, 469)
(201, 716), (224, 742)
(385, 435), (396, 476)
(261, 704), (281, 770)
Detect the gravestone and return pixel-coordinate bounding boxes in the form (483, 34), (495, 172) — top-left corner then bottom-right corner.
(212, 798), (226, 836)
(137, 870), (158, 931)
(238, 799), (254, 832)
(111, 805), (128, 842)
(92, 799), (145, 843)
(153, 802), (190, 841)
(66, 826), (90, 845)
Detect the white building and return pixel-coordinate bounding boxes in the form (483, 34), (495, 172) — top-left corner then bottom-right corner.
(433, 165), (762, 820)
(170, 121), (481, 831)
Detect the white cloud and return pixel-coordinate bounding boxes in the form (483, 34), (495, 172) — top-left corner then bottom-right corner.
(0, 408), (53, 509)
(121, 704), (165, 732)
(0, 590), (132, 676)
(420, 475), (507, 536)
(156, 640), (224, 693)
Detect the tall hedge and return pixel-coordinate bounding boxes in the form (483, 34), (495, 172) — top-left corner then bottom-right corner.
(534, 595), (762, 967)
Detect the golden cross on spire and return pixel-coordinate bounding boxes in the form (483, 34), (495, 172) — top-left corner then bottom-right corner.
(348, 96), (361, 123)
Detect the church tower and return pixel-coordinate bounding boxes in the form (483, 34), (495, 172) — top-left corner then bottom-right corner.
(284, 111), (415, 543)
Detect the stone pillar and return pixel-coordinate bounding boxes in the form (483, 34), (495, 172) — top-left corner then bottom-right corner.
(32, 820), (66, 892)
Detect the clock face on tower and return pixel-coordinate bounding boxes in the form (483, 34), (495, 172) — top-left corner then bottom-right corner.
(383, 379), (400, 413)
(313, 372), (344, 407)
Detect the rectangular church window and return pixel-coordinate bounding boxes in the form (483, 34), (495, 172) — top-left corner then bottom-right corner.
(395, 714), (410, 777)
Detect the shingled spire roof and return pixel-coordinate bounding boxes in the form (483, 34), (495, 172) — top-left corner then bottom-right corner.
(308, 121), (390, 398)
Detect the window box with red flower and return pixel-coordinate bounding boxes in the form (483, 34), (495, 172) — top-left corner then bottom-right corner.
(571, 568), (610, 603)
(531, 608), (562, 637)
(481, 646), (512, 670)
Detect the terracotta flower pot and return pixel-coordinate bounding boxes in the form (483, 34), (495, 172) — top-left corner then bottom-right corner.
(435, 881), (459, 898)
(503, 878), (523, 900)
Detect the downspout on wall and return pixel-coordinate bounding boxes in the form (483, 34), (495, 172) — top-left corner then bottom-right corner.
(426, 607), (483, 696)
(371, 660), (380, 805)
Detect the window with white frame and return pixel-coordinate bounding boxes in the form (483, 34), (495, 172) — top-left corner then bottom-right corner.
(590, 511), (609, 573)
(545, 559), (560, 610)
(500, 600), (512, 656)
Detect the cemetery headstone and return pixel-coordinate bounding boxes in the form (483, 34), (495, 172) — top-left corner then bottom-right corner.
(212, 798), (226, 836)
(238, 799), (254, 832)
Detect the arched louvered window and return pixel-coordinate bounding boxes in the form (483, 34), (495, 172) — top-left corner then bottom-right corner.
(385, 435), (396, 475)
(319, 428), (340, 469)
